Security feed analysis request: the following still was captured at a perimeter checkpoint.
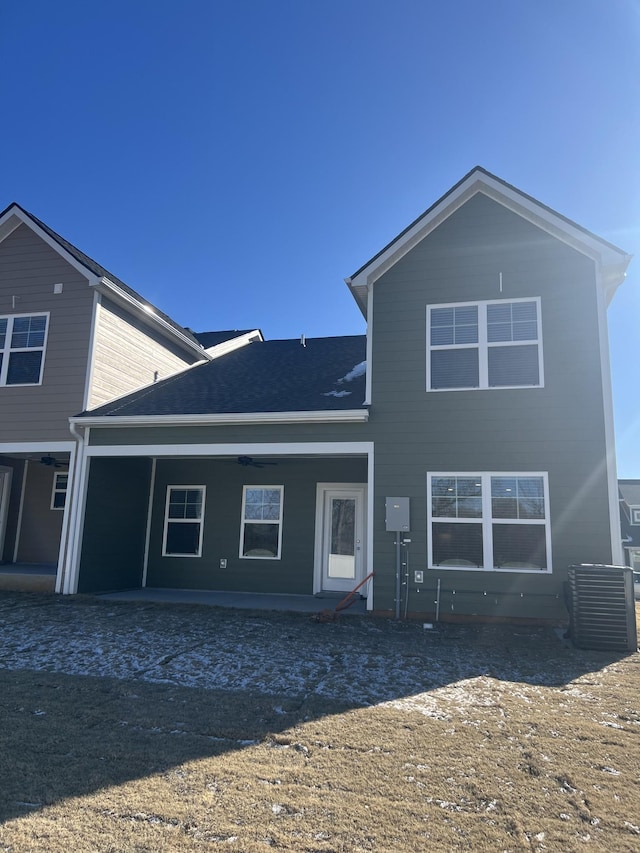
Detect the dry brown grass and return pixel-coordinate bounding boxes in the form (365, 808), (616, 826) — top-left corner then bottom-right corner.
(0, 597), (638, 852)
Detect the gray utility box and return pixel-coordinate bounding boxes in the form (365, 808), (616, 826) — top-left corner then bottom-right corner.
(385, 497), (410, 532)
(567, 564), (637, 652)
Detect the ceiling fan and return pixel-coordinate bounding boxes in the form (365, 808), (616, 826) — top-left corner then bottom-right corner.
(39, 455), (68, 469)
(236, 456), (278, 468)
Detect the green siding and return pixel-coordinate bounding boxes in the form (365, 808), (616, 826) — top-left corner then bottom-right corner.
(369, 193), (610, 619)
(78, 457), (152, 592)
(81, 192), (614, 622)
(146, 458), (367, 593)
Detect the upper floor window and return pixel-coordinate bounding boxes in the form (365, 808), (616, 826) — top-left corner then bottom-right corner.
(0, 314), (49, 386)
(631, 507), (640, 526)
(427, 299), (542, 391)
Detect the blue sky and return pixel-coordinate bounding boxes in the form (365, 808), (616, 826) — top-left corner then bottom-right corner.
(1, 0), (639, 474)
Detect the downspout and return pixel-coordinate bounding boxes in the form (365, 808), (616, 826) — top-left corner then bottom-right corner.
(60, 420), (86, 595)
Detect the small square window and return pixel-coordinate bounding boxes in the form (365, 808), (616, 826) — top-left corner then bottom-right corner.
(631, 507), (640, 526)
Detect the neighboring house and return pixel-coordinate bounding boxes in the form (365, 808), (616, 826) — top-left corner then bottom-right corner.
(55, 167), (631, 623)
(0, 201), (260, 587)
(619, 480), (640, 571)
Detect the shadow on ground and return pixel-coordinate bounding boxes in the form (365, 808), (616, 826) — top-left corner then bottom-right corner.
(0, 591), (633, 825)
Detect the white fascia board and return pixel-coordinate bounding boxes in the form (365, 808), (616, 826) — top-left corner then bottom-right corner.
(95, 277), (213, 361)
(0, 210), (23, 245)
(346, 170), (632, 315)
(204, 330), (263, 359)
(72, 409), (369, 428)
(84, 440), (374, 458)
(0, 441), (75, 453)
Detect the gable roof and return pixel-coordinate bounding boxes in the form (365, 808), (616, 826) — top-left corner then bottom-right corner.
(76, 335), (367, 422)
(346, 166), (632, 316)
(0, 202), (210, 359)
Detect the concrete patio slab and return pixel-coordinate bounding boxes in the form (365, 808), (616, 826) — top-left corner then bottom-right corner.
(98, 587), (367, 615)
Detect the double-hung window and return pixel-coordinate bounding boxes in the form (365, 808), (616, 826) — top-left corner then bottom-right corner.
(50, 472), (68, 510)
(0, 313), (49, 386)
(162, 486), (205, 557)
(428, 473), (551, 572)
(240, 486), (283, 559)
(427, 298), (542, 390)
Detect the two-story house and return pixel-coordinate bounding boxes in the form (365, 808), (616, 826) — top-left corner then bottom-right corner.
(0, 202), (260, 590)
(56, 167), (630, 622)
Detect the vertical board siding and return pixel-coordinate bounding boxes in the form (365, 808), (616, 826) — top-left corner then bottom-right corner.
(88, 298), (200, 409)
(0, 224), (94, 441)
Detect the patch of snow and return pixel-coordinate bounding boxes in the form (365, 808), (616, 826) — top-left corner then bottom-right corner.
(337, 361), (366, 384)
(323, 390), (352, 397)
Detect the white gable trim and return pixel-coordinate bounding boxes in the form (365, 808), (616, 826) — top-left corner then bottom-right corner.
(0, 205), (101, 283)
(346, 169), (631, 315)
(0, 204), (210, 362)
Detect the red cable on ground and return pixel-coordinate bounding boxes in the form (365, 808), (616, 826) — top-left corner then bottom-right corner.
(335, 571), (375, 612)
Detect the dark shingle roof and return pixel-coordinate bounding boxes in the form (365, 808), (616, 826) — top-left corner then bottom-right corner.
(81, 335), (367, 417)
(2, 202), (202, 347)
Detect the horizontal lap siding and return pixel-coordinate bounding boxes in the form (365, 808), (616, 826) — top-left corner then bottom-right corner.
(145, 458), (368, 593)
(0, 225), (93, 441)
(88, 421), (373, 446)
(370, 193), (608, 619)
(88, 298), (199, 409)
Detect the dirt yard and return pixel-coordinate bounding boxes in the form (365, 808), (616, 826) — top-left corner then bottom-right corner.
(0, 592), (638, 852)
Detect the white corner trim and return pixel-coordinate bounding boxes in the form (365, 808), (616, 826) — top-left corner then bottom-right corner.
(364, 284), (373, 405)
(73, 409), (369, 428)
(596, 275), (623, 565)
(82, 291), (101, 411)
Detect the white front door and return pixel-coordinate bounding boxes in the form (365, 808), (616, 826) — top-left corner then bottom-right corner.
(316, 484), (366, 593)
(0, 466), (12, 561)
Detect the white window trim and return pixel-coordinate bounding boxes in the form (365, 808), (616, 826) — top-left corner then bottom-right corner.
(161, 485), (205, 558)
(426, 297), (543, 391)
(0, 312), (50, 387)
(630, 506), (640, 526)
(427, 471), (552, 573)
(50, 471), (68, 510)
(239, 485), (284, 560)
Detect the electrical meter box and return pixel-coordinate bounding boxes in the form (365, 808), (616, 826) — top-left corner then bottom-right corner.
(385, 497), (410, 532)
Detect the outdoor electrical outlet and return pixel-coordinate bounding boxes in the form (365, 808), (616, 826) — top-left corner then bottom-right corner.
(220, 558), (227, 569)
(414, 570), (424, 584)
